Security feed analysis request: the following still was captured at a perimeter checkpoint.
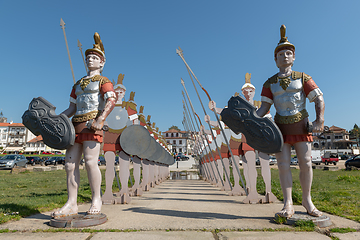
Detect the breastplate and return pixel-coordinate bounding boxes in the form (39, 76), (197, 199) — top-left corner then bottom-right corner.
(271, 78), (306, 117)
(74, 80), (104, 118)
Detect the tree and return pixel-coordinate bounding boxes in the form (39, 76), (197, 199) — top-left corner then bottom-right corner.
(169, 125), (181, 131)
(349, 124), (359, 143)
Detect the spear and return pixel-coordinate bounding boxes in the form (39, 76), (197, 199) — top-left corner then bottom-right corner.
(181, 79), (226, 188)
(77, 39), (88, 73)
(183, 95), (210, 179)
(182, 82), (218, 184)
(183, 99), (212, 181)
(177, 47), (247, 195)
(60, 18), (75, 84)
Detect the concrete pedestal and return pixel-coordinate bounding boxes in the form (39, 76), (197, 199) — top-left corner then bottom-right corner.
(275, 212), (332, 228)
(50, 213), (107, 228)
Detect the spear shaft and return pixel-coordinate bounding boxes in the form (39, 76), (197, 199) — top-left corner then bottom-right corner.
(177, 47), (247, 195)
(60, 18), (75, 84)
(77, 39), (88, 73)
(183, 99), (212, 181)
(181, 79), (226, 187)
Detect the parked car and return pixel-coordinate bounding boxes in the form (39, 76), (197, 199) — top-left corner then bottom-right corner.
(321, 152), (339, 165)
(269, 156), (277, 165)
(345, 155), (360, 170)
(340, 154), (350, 160)
(176, 153), (189, 161)
(98, 156), (106, 165)
(45, 156), (65, 166)
(42, 151), (55, 155)
(0, 154), (28, 169)
(26, 156), (43, 166)
(290, 157), (298, 165)
(311, 150), (322, 165)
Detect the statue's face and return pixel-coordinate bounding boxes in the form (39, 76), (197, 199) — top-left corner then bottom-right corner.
(115, 87), (126, 101)
(242, 87), (255, 101)
(86, 54), (104, 70)
(275, 49), (295, 68)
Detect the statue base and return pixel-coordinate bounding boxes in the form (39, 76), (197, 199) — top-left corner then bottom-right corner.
(275, 212), (332, 228)
(50, 213), (107, 228)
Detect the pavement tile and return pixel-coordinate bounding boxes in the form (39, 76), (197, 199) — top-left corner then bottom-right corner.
(218, 231), (331, 239)
(332, 232), (360, 240)
(0, 232), (91, 240)
(91, 231), (215, 240)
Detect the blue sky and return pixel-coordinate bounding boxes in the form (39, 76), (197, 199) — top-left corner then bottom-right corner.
(1, 0), (359, 133)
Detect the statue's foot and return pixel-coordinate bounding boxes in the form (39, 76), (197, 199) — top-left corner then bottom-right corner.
(276, 206), (295, 218)
(87, 198), (102, 215)
(265, 192), (278, 203)
(229, 185), (245, 196)
(242, 191), (260, 204)
(52, 202), (78, 219)
(303, 205), (323, 217)
(302, 198), (322, 217)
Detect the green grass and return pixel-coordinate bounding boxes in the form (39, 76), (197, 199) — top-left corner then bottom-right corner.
(230, 167), (360, 223)
(0, 168), (133, 224)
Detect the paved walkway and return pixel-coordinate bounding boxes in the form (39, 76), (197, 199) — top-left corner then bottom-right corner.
(1, 156), (359, 239)
(1, 178), (360, 239)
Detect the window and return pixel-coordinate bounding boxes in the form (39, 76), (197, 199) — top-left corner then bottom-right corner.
(176, 133), (179, 137)
(179, 140), (182, 145)
(173, 140), (176, 145)
(171, 133), (174, 137)
(166, 133), (168, 137)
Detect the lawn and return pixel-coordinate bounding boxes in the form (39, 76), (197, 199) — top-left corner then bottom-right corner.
(0, 168), (133, 224)
(255, 168), (360, 223)
(0, 166), (359, 225)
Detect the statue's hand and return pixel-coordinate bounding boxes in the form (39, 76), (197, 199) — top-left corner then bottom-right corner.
(208, 100), (216, 110)
(204, 115), (210, 123)
(91, 118), (104, 131)
(312, 119), (324, 132)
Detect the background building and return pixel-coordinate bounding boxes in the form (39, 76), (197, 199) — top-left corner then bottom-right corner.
(163, 129), (194, 154)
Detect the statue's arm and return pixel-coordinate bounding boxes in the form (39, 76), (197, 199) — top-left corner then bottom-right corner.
(61, 102), (76, 118)
(312, 95), (325, 132)
(256, 102), (272, 118)
(92, 97), (116, 131)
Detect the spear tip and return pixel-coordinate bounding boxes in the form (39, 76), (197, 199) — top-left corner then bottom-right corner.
(176, 46), (183, 56)
(60, 18), (65, 27)
(180, 78), (184, 85)
(77, 39), (82, 48)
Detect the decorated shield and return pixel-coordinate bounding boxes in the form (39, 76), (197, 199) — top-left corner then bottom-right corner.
(220, 95), (283, 154)
(22, 97), (75, 150)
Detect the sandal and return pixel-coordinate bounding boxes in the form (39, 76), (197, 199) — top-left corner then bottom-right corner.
(307, 208), (323, 217)
(86, 204), (101, 215)
(276, 207), (295, 218)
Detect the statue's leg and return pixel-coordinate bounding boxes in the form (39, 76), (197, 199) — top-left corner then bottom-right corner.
(102, 151), (116, 203)
(119, 151), (130, 194)
(52, 143), (82, 218)
(142, 159), (150, 191)
(83, 141), (102, 214)
(295, 142), (322, 217)
(242, 151), (259, 203)
(230, 155), (244, 195)
(216, 159), (224, 189)
(242, 155), (250, 192)
(222, 157), (232, 191)
(131, 156), (142, 195)
(275, 143), (294, 217)
(259, 152), (278, 203)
